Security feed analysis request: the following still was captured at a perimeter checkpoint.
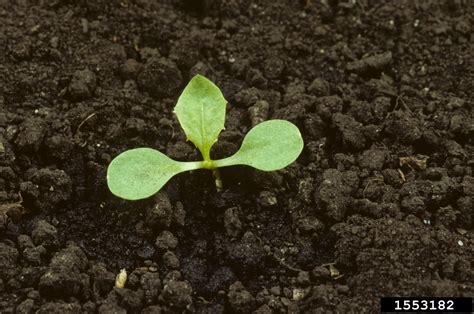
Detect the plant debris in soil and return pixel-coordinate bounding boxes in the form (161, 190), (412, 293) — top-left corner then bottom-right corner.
(0, 0), (473, 313)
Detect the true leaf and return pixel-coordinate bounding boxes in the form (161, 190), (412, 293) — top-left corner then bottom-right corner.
(213, 119), (304, 171)
(107, 148), (193, 200)
(174, 75), (227, 161)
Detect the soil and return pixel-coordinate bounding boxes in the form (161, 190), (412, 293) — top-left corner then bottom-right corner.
(0, 0), (473, 313)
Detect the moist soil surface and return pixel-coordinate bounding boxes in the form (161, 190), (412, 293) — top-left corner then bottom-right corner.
(1, 0), (473, 313)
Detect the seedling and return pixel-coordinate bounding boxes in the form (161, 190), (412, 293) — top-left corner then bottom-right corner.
(107, 75), (304, 200)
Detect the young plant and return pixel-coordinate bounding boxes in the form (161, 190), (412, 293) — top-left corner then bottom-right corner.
(107, 75), (304, 200)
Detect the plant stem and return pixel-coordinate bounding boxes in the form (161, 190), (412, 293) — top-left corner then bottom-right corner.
(212, 168), (223, 191)
(178, 160), (222, 190)
(180, 159), (221, 171)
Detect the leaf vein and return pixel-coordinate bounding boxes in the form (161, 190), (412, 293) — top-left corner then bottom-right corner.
(200, 101), (205, 156)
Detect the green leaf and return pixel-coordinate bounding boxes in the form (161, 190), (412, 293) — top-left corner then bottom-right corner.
(212, 120), (304, 171)
(174, 74), (227, 161)
(107, 148), (200, 200)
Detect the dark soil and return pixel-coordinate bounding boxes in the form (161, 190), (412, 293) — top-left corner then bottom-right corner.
(1, 0), (473, 313)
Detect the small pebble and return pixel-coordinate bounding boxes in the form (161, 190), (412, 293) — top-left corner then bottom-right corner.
(50, 37), (59, 48)
(163, 251), (180, 269)
(155, 231), (178, 251)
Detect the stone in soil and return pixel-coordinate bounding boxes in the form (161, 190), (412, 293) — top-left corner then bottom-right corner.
(120, 59), (142, 79)
(162, 251), (180, 269)
(315, 96), (343, 121)
(38, 243), (89, 299)
(15, 118), (46, 152)
(68, 69), (97, 100)
(307, 78), (331, 97)
(384, 111), (422, 144)
(31, 220), (57, 247)
(137, 57), (182, 98)
(332, 113), (366, 150)
(90, 263), (115, 297)
(316, 169), (359, 221)
(113, 288), (145, 312)
(358, 147), (387, 171)
(248, 100), (270, 127)
(146, 192), (172, 229)
(155, 230), (178, 251)
(346, 51), (392, 74)
(228, 281), (256, 313)
(25, 168), (72, 212)
(23, 245), (46, 265)
(227, 231), (265, 271)
(161, 280), (193, 309)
